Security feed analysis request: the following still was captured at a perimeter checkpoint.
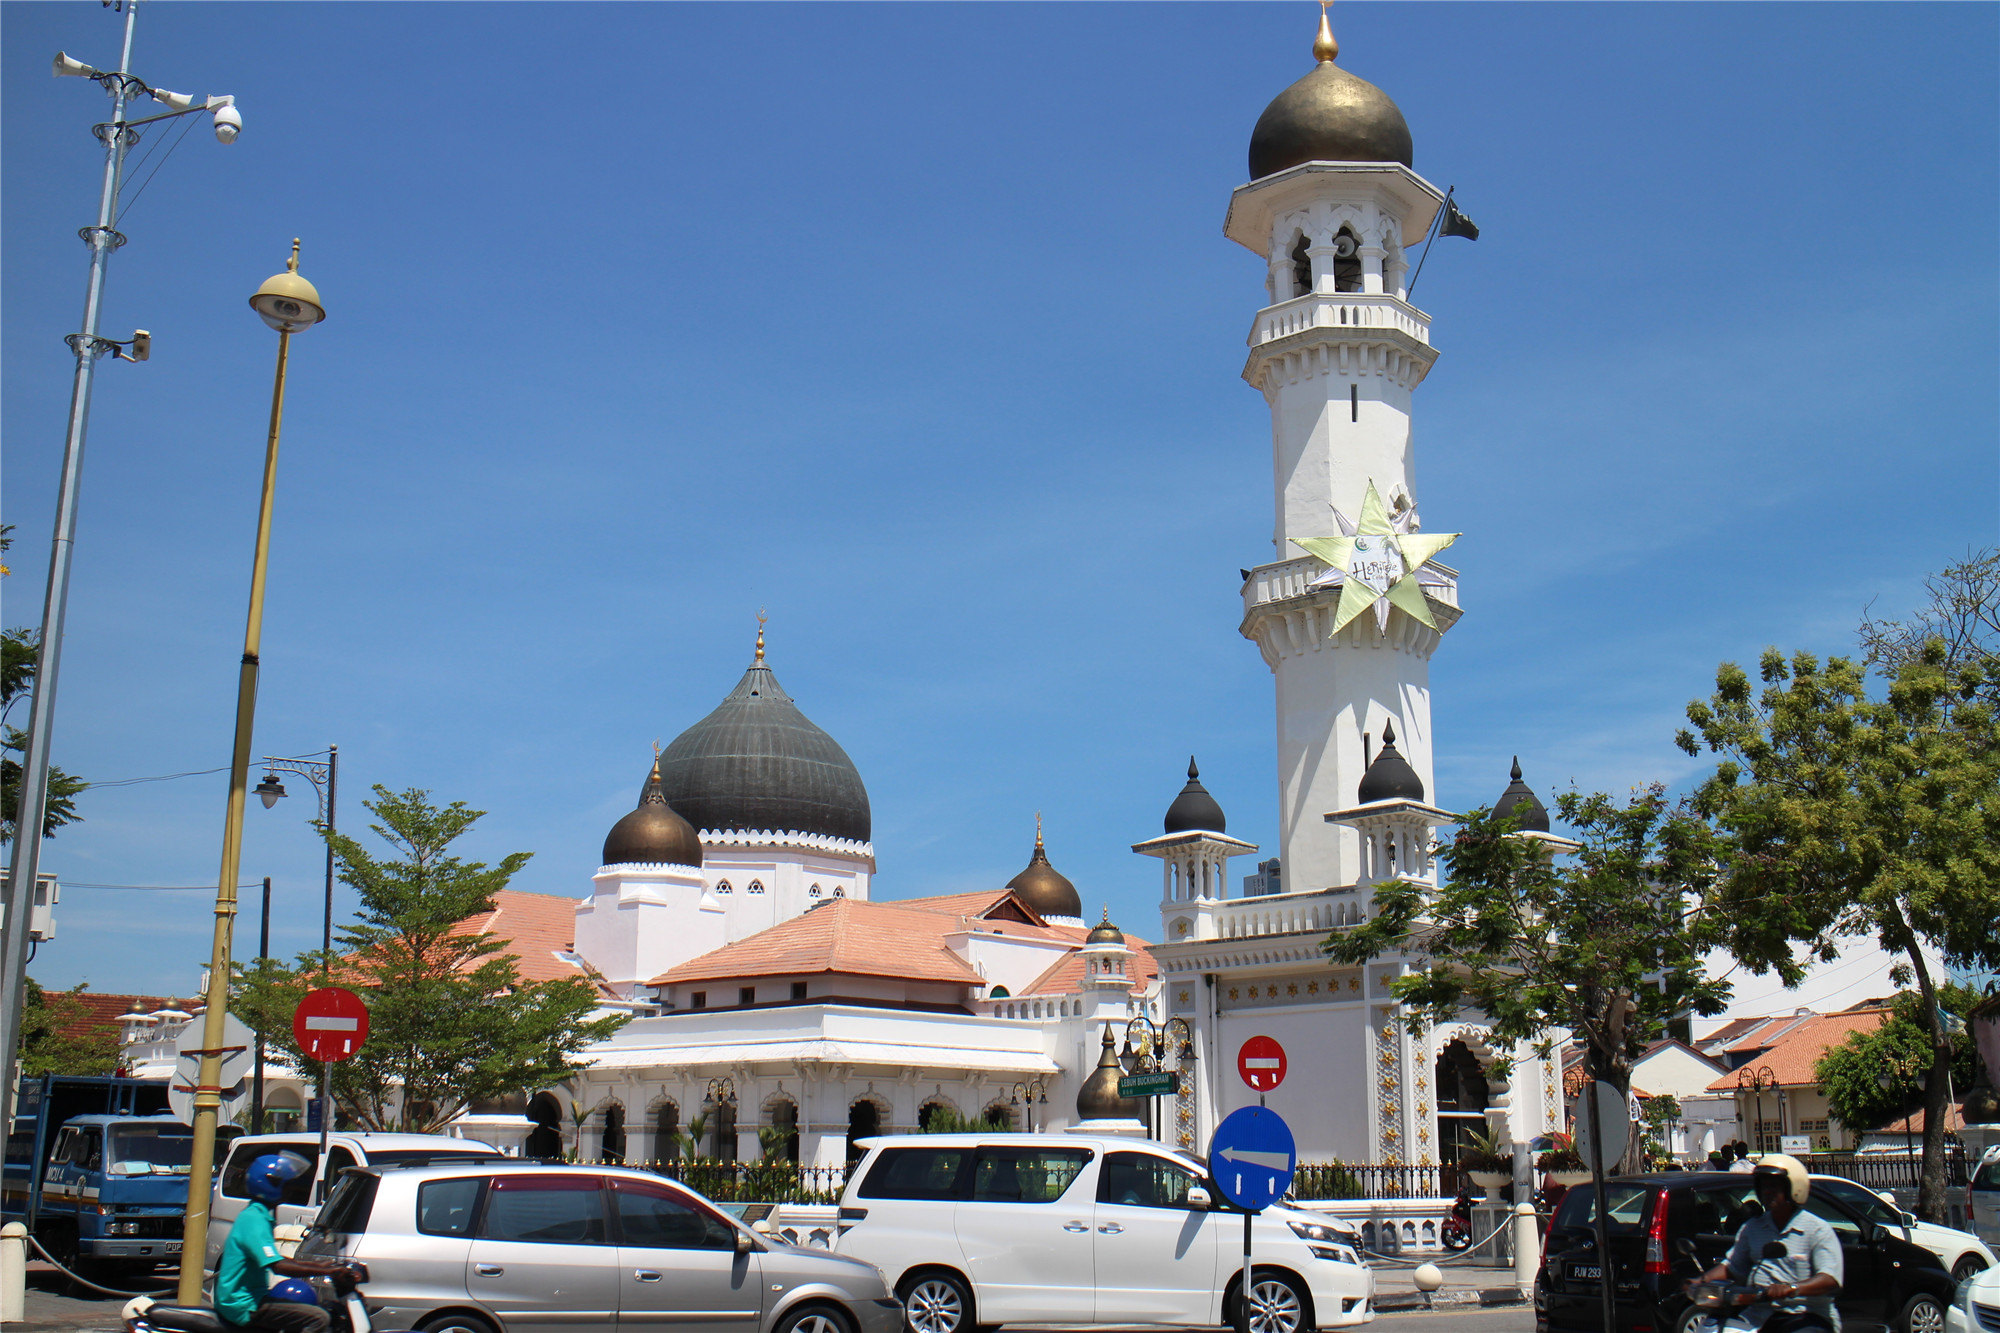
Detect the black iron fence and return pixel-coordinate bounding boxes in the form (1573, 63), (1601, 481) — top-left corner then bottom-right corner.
(571, 1157), (851, 1203)
(1798, 1148), (1971, 1190)
(1290, 1161), (1459, 1200)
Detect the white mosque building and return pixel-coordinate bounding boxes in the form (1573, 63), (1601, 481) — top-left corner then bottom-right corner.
(465, 9), (1575, 1183)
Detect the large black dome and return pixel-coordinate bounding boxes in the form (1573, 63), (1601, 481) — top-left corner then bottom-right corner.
(1246, 11), (1412, 180)
(652, 659), (871, 844)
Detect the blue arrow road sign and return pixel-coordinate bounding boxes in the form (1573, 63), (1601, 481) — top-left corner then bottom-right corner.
(1208, 1105), (1296, 1211)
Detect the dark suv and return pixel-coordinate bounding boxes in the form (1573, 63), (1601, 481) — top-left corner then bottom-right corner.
(1533, 1171), (1955, 1333)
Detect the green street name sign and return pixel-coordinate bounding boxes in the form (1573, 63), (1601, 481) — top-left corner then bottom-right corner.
(1117, 1071), (1179, 1097)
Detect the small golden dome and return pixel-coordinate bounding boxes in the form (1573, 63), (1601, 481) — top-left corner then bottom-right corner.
(1006, 819), (1082, 920)
(1247, 10), (1412, 179)
(1075, 1025), (1144, 1121)
(604, 756), (704, 868)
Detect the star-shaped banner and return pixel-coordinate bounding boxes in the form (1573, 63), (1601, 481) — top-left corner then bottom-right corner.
(1292, 483), (1460, 635)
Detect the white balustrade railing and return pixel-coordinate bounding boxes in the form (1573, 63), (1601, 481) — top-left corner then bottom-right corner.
(1250, 293), (1431, 347)
(1208, 889), (1369, 941)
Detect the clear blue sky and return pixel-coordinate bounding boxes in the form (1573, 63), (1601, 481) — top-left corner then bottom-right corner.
(5, 3), (1994, 998)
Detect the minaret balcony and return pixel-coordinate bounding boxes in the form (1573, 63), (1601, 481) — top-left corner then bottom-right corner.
(1242, 555), (1458, 616)
(1250, 292), (1430, 349)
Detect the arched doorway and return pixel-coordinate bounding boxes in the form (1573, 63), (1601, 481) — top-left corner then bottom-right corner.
(1435, 1039), (1491, 1179)
(847, 1100), (880, 1163)
(708, 1099), (738, 1161)
(767, 1100), (799, 1163)
(525, 1091), (563, 1160)
(602, 1104), (626, 1163)
(654, 1101), (680, 1160)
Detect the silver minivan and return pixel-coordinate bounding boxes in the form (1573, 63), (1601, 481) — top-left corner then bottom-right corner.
(298, 1161), (905, 1333)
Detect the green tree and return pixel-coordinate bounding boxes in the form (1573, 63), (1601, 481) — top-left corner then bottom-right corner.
(1639, 1094), (1683, 1168)
(234, 786), (628, 1132)
(2, 527), (86, 838)
(1325, 789), (1733, 1143)
(1813, 985), (1983, 1140)
(1680, 641), (1999, 1221)
(15, 977), (119, 1076)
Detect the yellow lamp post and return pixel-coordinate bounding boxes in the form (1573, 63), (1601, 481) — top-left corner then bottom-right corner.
(176, 241), (326, 1301)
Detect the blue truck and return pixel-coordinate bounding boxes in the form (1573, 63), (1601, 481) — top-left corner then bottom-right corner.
(2, 1074), (240, 1282)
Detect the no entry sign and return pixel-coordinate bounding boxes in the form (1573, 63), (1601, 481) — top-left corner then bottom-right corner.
(1237, 1035), (1287, 1092)
(293, 986), (369, 1063)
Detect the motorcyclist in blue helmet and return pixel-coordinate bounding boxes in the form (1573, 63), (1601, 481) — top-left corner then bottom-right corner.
(214, 1152), (356, 1331)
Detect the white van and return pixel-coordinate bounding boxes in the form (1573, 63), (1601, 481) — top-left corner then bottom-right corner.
(834, 1134), (1372, 1333)
(1972, 1146), (2000, 1249)
(204, 1131), (504, 1271)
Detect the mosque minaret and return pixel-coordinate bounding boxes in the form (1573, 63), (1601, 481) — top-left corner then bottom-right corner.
(1229, 4), (1461, 899)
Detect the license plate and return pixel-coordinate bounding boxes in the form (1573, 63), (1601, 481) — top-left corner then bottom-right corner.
(1569, 1264), (1601, 1281)
(166, 1242), (180, 1253)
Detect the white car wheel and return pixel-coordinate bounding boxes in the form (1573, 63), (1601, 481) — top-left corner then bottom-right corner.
(1247, 1275), (1307, 1333)
(900, 1273), (972, 1333)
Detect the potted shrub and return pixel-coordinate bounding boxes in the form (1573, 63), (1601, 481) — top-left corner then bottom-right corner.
(1537, 1132), (1591, 1185)
(1458, 1126), (1512, 1191)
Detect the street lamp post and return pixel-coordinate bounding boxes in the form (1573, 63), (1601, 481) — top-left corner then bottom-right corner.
(1008, 1077), (1049, 1133)
(1736, 1065), (1776, 1155)
(1121, 1015), (1196, 1146)
(705, 1077), (738, 1161)
(253, 746), (340, 962)
(175, 242), (325, 1304)
(0, 5), (241, 1124)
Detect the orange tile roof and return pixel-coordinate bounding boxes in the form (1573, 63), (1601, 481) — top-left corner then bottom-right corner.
(652, 898), (988, 987)
(446, 889), (591, 985)
(1703, 1008), (1891, 1092)
(37, 990), (203, 1068)
(1872, 1103), (1966, 1136)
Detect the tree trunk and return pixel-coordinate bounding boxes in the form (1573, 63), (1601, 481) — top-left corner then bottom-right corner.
(1907, 943), (1952, 1223)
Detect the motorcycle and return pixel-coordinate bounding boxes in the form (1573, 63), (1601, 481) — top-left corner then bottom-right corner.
(1440, 1184), (1473, 1251)
(1679, 1239), (1801, 1333)
(120, 1262), (372, 1333)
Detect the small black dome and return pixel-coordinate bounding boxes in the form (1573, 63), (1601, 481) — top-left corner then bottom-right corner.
(1007, 825), (1082, 921)
(654, 655), (870, 844)
(1357, 719), (1425, 803)
(1493, 757), (1550, 833)
(1085, 910), (1124, 946)
(1163, 757), (1227, 834)
(1075, 1025), (1143, 1121)
(604, 761), (704, 867)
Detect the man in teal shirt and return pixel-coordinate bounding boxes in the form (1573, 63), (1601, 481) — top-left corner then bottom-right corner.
(215, 1153), (354, 1331)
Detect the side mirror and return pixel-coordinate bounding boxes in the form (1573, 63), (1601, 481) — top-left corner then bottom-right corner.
(1187, 1187), (1211, 1209)
(735, 1229), (756, 1255)
(1900, 1210), (1918, 1227)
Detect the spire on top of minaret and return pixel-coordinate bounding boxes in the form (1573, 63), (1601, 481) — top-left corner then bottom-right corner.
(1313, 0), (1338, 63)
(754, 607), (767, 665)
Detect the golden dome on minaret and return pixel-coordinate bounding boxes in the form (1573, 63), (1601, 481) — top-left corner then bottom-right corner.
(1247, 3), (1413, 179)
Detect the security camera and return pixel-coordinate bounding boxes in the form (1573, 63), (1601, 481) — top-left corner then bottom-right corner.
(209, 97), (241, 144)
(150, 87), (196, 112)
(53, 51), (98, 78)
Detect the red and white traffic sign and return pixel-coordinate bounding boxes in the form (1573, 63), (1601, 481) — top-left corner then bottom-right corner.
(1237, 1035), (1287, 1092)
(293, 986), (369, 1063)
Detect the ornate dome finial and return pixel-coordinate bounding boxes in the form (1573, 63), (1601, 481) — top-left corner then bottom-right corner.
(755, 607), (768, 665)
(1313, 0), (1338, 63)
(1510, 755), (1523, 781)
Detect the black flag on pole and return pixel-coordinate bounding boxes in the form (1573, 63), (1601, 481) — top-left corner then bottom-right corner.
(1438, 198), (1480, 241)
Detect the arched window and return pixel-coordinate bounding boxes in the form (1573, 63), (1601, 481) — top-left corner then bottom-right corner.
(601, 1103), (627, 1164)
(847, 1099), (881, 1163)
(989, 986), (1011, 999)
(654, 1100), (681, 1160)
(525, 1091), (563, 1161)
(1290, 232), (1312, 298)
(982, 1103), (1013, 1130)
(809, 884), (822, 898)
(767, 1099), (800, 1164)
(748, 880), (765, 895)
(918, 1101), (955, 1132)
(1435, 1039), (1492, 1177)
(833, 885), (845, 897)
(1333, 226), (1363, 293)
(716, 879), (733, 895)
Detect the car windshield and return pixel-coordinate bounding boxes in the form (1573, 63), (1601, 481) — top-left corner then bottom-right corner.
(108, 1124), (196, 1175)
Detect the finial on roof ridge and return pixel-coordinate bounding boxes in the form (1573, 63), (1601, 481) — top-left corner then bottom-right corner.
(754, 607), (768, 665)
